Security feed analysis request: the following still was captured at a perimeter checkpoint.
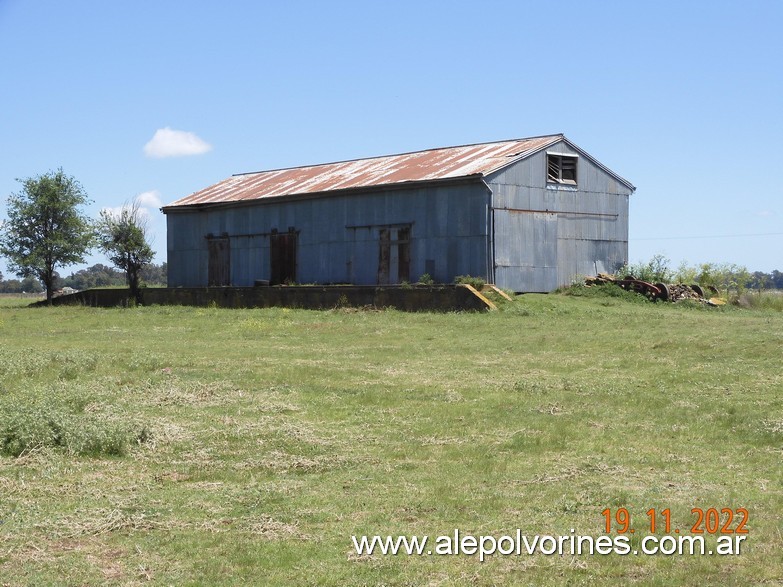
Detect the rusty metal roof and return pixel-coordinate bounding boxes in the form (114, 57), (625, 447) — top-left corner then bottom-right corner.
(164, 135), (567, 209)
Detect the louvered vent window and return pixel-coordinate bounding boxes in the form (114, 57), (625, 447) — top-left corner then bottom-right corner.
(547, 154), (578, 185)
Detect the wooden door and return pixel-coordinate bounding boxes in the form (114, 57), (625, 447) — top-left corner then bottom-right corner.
(208, 237), (230, 286)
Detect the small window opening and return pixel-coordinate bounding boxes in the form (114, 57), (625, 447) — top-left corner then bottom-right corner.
(547, 154), (578, 185)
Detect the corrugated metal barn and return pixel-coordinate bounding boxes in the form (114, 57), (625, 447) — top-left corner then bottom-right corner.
(162, 134), (635, 292)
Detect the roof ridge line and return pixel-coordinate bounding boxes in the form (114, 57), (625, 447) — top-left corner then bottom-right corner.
(233, 133), (565, 176)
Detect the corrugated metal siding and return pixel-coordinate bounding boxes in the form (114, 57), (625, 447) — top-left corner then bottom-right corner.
(486, 139), (632, 291)
(167, 182), (490, 287)
(494, 210), (558, 292)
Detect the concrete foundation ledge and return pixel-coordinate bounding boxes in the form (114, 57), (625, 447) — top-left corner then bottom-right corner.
(37, 284), (497, 312)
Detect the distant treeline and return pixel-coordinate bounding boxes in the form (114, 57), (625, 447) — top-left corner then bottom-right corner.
(0, 262), (167, 293)
(750, 270), (783, 290)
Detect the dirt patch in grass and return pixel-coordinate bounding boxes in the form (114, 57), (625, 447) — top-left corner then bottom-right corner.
(243, 515), (309, 540)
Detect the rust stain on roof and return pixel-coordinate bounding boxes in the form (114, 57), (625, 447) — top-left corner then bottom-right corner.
(165, 135), (563, 209)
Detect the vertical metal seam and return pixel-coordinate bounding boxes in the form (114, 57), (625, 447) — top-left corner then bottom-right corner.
(481, 178), (495, 284)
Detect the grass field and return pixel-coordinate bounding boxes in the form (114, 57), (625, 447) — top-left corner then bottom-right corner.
(0, 294), (781, 585)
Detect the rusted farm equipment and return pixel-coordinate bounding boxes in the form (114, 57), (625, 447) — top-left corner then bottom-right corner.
(584, 273), (721, 303)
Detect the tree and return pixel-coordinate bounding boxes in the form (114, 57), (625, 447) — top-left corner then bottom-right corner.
(1, 279), (22, 293)
(62, 263), (125, 290)
(20, 275), (44, 293)
(140, 261), (167, 286)
(97, 200), (154, 304)
(0, 169), (94, 304)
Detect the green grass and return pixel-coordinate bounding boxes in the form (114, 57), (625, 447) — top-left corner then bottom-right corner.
(736, 291), (783, 312)
(0, 294), (781, 585)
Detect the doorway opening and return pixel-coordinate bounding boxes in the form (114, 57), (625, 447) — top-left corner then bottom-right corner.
(270, 228), (297, 285)
(377, 225), (411, 284)
(207, 235), (230, 286)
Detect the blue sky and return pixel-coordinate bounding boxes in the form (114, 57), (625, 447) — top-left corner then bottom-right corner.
(1, 0), (781, 277)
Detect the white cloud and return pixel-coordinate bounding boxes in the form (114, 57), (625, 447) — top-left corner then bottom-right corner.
(100, 203), (150, 221)
(143, 127), (212, 158)
(136, 190), (163, 208)
(100, 205), (132, 220)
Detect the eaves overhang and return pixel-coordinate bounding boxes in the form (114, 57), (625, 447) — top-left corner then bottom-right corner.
(161, 174), (486, 214)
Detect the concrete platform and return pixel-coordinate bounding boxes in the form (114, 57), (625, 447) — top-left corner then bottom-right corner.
(39, 284), (497, 312)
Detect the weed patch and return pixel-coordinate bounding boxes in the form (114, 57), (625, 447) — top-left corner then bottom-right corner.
(0, 395), (146, 457)
(454, 275), (486, 290)
(0, 348), (99, 380)
(736, 291), (783, 311)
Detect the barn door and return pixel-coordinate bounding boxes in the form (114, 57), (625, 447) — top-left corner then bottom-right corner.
(377, 226), (411, 285)
(208, 236), (231, 286)
(377, 229), (391, 284)
(270, 229), (297, 285)
(396, 226), (411, 283)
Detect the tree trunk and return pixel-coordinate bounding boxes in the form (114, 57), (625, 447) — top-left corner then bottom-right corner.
(129, 268), (142, 305)
(43, 268), (53, 305)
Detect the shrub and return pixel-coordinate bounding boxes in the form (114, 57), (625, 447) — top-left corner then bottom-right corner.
(334, 293), (350, 308)
(454, 275), (486, 290)
(616, 254), (673, 283)
(694, 263), (751, 297)
(417, 273), (434, 285)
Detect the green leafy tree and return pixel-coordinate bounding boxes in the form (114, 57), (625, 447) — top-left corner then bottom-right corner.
(62, 263), (125, 290)
(140, 261), (167, 286)
(1, 279), (22, 293)
(20, 275), (44, 293)
(0, 169), (94, 303)
(98, 200), (154, 304)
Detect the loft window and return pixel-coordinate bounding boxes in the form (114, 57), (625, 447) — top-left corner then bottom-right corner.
(547, 154), (578, 185)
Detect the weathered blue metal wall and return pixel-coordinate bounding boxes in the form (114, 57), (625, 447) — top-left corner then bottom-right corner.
(486, 139), (632, 292)
(167, 182), (490, 287)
